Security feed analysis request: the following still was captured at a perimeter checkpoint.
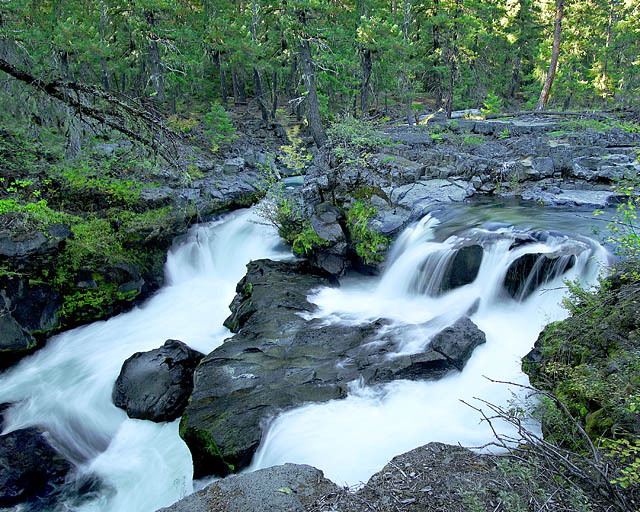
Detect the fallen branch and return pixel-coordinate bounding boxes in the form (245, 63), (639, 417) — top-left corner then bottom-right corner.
(0, 55), (182, 164)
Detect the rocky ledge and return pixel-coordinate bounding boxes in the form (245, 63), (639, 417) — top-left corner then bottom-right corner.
(179, 259), (486, 478)
(160, 440), (612, 512)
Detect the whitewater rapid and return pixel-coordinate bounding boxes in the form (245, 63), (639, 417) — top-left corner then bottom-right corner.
(0, 203), (612, 510)
(0, 210), (290, 512)
(250, 215), (610, 486)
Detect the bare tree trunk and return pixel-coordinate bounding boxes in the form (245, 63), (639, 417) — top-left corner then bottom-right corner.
(253, 67), (269, 122)
(299, 38), (327, 147)
(537, 0), (564, 111)
(602, 0), (614, 103)
(446, 0), (460, 119)
(271, 69), (278, 119)
(360, 48), (372, 118)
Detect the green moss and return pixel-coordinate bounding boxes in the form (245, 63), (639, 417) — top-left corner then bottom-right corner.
(346, 200), (390, 265)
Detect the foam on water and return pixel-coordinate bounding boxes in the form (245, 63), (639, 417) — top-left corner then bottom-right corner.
(250, 220), (609, 486)
(0, 209), (289, 512)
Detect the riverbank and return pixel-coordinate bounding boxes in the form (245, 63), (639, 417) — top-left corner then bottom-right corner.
(1, 109), (639, 511)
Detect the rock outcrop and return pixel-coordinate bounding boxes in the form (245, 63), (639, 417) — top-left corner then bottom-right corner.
(180, 259), (486, 478)
(0, 409), (73, 509)
(157, 463), (339, 512)
(113, 339), (204, 422)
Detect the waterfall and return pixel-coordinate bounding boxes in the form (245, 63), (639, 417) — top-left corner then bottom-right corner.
(250, 217), (610, 486)
(0, 209), (290, 512)
(0, 203), (612, 510)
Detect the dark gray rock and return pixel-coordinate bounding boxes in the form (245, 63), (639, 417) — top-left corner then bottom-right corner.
(504, 251), (577, 300)
(223, 157), (245, 174)
(441, 244), (483, 292)
(181, 260), (487, 479)
(0, 309), (36, 362)
(113, 339), (204, 422)
(309, 202), (349, 275)
(0, 281), (62, 368)
(0, 425), (73, 508)
(157, 464), (340, 512)
(429, 317), (486, 370)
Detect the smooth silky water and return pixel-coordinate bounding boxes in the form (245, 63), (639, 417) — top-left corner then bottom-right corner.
(0, 200), (613, 509)
(0, 210), (291, 512)
(250, 201), (612, 486)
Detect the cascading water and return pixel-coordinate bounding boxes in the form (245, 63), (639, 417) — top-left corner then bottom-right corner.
(250, 211), (611, 487)
(0, 209), (290, 512)
(0, 201), (613, 510)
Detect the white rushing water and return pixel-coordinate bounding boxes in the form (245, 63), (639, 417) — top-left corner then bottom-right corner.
(0, 203), (612, 510)
(251, 215), (611, 486)
(0, 209), (290, 512)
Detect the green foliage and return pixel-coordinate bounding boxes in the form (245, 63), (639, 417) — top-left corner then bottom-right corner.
(605, 437), (640, 489)
(327, 116), (390, 164)
(595, 171), (640, 258)
(65, 218), (128, 270)
(203, 103), (237, 153)
(0, 177), (73, 232)
(60, 162), (144, 206)
(346, 200), (389, 265)
(167, 114), (200, 133)
(524, 264), (640, 469)
(280, 126), (312, 175)
(481, 92), (504, 116)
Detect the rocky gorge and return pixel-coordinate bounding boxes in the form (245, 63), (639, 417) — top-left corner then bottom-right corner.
(0, 112), (638, 511)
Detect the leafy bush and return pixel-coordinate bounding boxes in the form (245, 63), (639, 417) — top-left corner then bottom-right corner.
(327, 116), (389, 164)
(481, 92), (503, 116)
(60, 161), (144, 206)
(203, 103), (237, 153)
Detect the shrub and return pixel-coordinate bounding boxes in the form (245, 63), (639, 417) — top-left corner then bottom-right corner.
(203, 103), (237, 153)
(327, 116), (389, 164)
(481, 92), (503, 116)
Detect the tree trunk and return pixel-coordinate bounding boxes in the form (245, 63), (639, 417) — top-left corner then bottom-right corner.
(602, 0), (614, 103)
(231, 68), (239, 105)
(216, 52), (228, 106)
(403, 0), (414, 126)
(145, 11), (166, 103)
(253, 67), (269, 122)
(360, 48), (372, 118)
(537, 0), (564, 111)
(271, 69), (278, 119)
(508, 53), (521, 99)
(237, 72), (247, 103)
(446, 0), (460, 119)
(299, 38), (327, 147)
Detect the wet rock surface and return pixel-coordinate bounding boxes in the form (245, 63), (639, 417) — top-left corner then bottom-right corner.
(504, 250), (577, 300)
(113, 339), (204, 422)
(180, 259), (486, 479)
(0, 422), (73, 509)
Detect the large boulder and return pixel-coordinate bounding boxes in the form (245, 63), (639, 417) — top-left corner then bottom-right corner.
(309, 202), (349, 276)
(157, 463), (340, 512)
(181, 259), (487, 478)
(0, 281), (62, 369)
(0, 422), (73, 509)
(112, 339), (204, 422)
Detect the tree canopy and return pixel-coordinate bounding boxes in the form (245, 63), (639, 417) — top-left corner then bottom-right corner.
(0, 0), (638, 142)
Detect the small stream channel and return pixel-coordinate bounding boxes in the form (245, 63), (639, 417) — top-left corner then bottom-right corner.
(0, 199), (613, 511)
